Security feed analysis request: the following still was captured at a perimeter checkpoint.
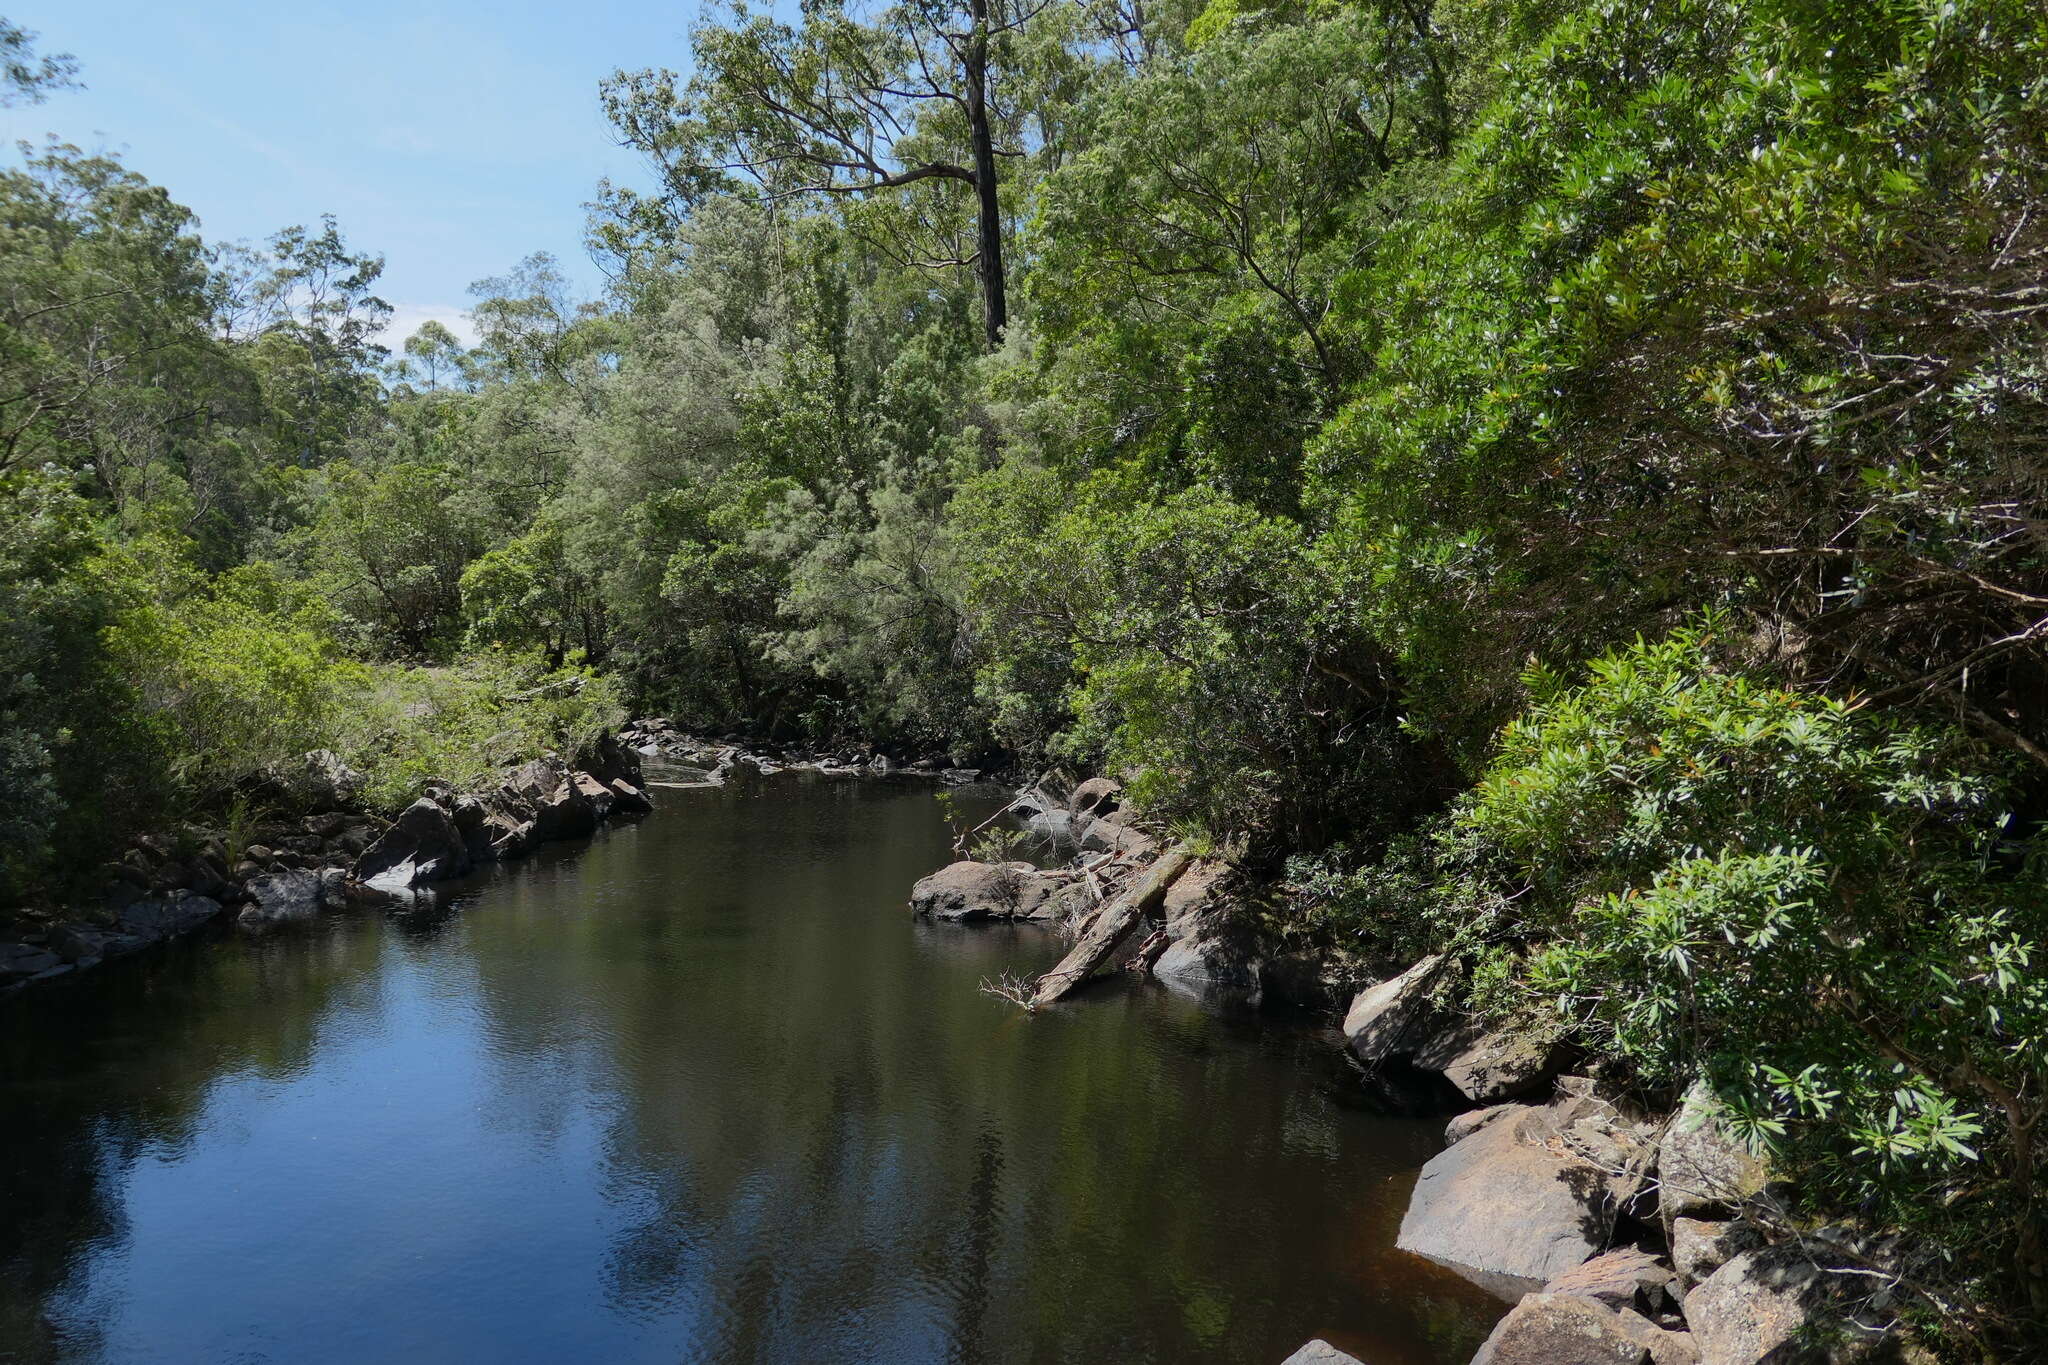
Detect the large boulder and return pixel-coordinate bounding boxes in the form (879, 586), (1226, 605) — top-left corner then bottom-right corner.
(607, 777), (654, 814)
(1153, 926), (1260, 991)
(1408, 1017), (1573, 1104)
(1279, 1342), (1369, 1365)
(1068, 776), (1123, 817)
(1661, 1084), (1774, 1218)
(1345, 957), (1568, 1101)
(534, 778), (600, 843)
(571, 770), (616, 821)
(237, 870), (322, 929)
(1473, 1293), (1698, 1365)
(1077, 814), (1157, 858)
(911, 860), (1060, 921)
(353, 797), (472, 888)
(1343, 956), (1446, 1064)
(1397, 1099), (1628, 1295)
(1670, 1219), (1763, 1289)
(450, 795), (495, 864)
(1682, 1248), (1831, 1365)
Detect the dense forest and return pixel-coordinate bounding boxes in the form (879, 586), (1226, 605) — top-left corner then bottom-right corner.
(4, 0), (2047, 1352)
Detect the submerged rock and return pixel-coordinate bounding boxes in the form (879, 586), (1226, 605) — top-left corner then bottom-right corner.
(238, 870), (322, 928)
(118, 890), (226, 940)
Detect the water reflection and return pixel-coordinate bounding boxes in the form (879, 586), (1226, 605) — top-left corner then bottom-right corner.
(1, 777), (1502, 1364)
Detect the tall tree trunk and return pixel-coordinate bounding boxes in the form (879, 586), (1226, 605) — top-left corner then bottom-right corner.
(965, 0), (1006, 350)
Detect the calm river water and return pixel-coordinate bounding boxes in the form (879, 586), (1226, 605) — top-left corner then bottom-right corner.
(0, 775), (1503, 1364)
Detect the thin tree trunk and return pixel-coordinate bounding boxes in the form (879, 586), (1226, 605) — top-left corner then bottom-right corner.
(965, 0), (1006, 349)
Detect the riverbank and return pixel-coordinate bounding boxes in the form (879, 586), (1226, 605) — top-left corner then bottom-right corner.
(914, 776), (1913, 1365)
(1, 718), (999, 998)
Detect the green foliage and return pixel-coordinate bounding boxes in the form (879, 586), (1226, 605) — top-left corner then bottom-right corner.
(337, 657), (626, 811)
(1460, 624), (2048, 1324)
(0, 472), (162, 898)
(12, 0), (2048, 1338)
(104, 556), (361, 800)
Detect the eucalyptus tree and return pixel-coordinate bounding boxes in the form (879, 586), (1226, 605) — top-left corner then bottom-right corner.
(602, 0), (1057, 350)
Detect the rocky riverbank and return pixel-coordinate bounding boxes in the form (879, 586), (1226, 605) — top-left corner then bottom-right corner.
(2, 719), (1004, 998)
(912, 776), (1906, 1365)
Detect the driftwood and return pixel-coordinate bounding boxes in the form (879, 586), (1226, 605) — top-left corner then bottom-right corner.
(1029, 846), (1191, 1008)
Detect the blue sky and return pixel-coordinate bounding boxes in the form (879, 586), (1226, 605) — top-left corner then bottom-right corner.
(0, 0), (692, 347)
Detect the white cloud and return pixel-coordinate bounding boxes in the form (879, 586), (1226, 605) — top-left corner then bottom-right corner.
(377, 303), (480, 353)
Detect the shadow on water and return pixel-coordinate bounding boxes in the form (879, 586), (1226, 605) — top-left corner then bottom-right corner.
(0, 776), (1503, 1365)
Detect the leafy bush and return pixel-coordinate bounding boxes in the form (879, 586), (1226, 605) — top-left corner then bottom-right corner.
(337, 655), (625, 811)
(1459, 623), (2048, 1330)
(106, 556), (362, 800)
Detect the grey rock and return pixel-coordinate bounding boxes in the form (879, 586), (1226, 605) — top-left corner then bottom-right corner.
(1446, 1105), (1517, 1147)
(1470, 1294), (1651, 1365)
(1077, 815), (1156, 857)
(1, 943), (63, 981)
(504, 758), (601, 843)
(353, 797), (472, 888)
(1544, 1248), (1677, 1313)
(1343, 956), (1445, 1064)
(1153, 928), (1259, 991)
(1662, 1084), (1773, 1218)
(571, 770), (616, 820)
(577, 729), (643, 787)
(607, 778), (654, 814)
(1424, 1022), (1573, 1104)
(910, 860), (1059, 921)
(450, 795), (495, 864)
(1398, 1101), (1623, 1294)
(1683, 1248), (1827, 1365)
(1068, 776), (1123, 816)
(1670, 1219), (1763, 1289)
(118, 891), (225, 940)
(185, 853), (233, 900)
(238, 870), (322, 928)
(1279, 1341), (1369, 1365)
(278, 749), (365, 810)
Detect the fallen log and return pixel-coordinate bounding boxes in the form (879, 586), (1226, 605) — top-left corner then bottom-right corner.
(1029, 846), (1191, 1007)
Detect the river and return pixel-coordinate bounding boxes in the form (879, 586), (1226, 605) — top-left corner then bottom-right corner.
(0, 774), (1503, 1364)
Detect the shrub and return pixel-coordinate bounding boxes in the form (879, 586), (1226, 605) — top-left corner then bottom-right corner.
(1461, 622), (2048, 1333)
